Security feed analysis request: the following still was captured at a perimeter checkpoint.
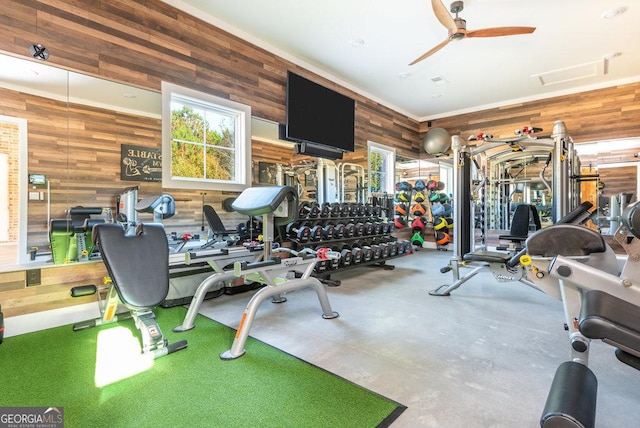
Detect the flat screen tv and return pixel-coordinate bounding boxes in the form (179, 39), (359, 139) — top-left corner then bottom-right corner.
(285, 71), (355, 153)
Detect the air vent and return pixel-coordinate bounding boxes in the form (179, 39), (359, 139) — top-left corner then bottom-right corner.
(429, 76), (449, 86)
(531, 59), (607, 86)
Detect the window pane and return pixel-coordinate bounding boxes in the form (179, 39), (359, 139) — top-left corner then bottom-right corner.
(205, 112), (235, 148)
(171, 105), (204, 143)
(206, 146), (235, 180)
(171, 141), (204, 179)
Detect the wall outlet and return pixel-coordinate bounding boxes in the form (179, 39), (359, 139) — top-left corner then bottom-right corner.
(26, 269), (41, 286)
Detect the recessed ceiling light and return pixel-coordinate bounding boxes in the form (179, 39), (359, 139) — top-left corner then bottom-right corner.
(602, 7), (626, 19)
(349, 38), (365, 47)
(431, 93), (442, 98)
(398, 72), (411, 78)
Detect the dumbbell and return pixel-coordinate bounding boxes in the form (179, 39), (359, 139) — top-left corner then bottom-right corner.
(330, 203), (342, 217)
(372, 221), (383, 235)
(362, 221), (373, 236)
(321, 222), (335, 240)
(387, 240), (398, 257)
(351, 221), (362, 237)
(349, 244), (363, 264)
(320, 203), (331, 218)
(309, 222), (324, 241)
(370, 244), (382, 260)
(299, 201), (320, 218)
(333, 243), (353, 268)
(285, 222), (311, 243)
(343, 222), (355, 238)
(361, 244), (373, 262)
(379, 242), (390, 258)
(333, 223), (346, 239)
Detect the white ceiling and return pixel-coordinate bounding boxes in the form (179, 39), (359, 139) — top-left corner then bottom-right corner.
(165, 0), (640, 120)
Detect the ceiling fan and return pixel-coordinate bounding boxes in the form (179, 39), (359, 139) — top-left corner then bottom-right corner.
(409, 0), (536, 65)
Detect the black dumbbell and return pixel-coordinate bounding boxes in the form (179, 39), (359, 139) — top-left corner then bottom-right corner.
(333, 223), (345, 239)
(379, 242), (390, 258)
(371, 244), (382, 260)
(330, 203), (340, 217)
(343, 222), (355, 238)
(286, 222), (311, 242)
(321, 223), (335, 240)
(320, 203), (331, 218)
(298, 202), (312, 219)
(363, 221), (373, 236)
(350, 244), (363, 264)
(372, 221), (383, 235)
(333, 243), (353, 267)
(309, 222), (324, 241)
(361, 245), (373, 262)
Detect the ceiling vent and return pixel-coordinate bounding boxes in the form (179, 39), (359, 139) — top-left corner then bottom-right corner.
(531, 59), (607, 86)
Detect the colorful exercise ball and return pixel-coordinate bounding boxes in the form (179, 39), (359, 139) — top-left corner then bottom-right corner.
(423, 128), (451, 156)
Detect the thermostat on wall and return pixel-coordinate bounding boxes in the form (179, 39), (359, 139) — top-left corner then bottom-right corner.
(29, 174), (46, 185)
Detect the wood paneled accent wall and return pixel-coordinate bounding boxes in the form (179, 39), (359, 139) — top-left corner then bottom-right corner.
(0, 0), (421, 155)
(424, 82), (640, 145)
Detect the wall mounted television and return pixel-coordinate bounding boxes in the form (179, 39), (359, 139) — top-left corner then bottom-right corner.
(284, 71), (355, 154)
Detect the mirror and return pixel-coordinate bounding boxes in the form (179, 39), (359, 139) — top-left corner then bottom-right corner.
(0, 54), (372, 269)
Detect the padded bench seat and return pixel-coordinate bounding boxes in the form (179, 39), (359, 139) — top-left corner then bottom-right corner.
(463, 250), (512, 264)
(231, 186), (296, 216)
(580, 289), (640, 370)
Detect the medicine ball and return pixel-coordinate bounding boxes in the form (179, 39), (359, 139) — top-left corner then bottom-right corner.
(436, 181), (446, 191)
(423, 127), (451, 156)
(394, 203), (407, 216)
(411, 203), (427, 216)
(431, 202), (444, 216)
(433, 217), (448, 230)
(414, 191), (426, 203)
(396, 191), (410, 202)
(436, 231), (451, 246)
(411, 216), (425, 231)
(444, 217), (454, 229)
(414, 179), (426, 191)
(438, 193), (449, 203)
(426, 179), (438, 190)
(442, 203), (452, 216)
(394, 217), (407, 229)
(395, 181), (413, 192)
(411, 231), (425, 246)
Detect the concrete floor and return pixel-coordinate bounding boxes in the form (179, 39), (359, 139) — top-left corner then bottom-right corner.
(195, 249), (640, 427)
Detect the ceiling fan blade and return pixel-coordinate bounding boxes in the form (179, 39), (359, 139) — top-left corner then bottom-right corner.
(466, 26), (536, 38)
(431, 0), (457, 33)
(409, 38), (450, 66)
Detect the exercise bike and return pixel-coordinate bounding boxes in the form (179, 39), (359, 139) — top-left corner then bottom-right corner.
(520, 201), (640, 427)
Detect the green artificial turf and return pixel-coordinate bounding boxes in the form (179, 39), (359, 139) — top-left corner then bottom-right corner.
(0, 306), (405, 427)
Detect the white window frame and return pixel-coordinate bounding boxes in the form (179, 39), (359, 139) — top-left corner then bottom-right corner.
(367, 141), (396, 195)
(162, 82), (251, 191)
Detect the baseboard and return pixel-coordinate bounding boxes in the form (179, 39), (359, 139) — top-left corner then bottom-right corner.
(4, 303), (99, 338)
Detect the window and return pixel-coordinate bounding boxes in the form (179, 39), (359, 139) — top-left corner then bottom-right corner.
(368, 141), (395, 195)
(162, 82), (251, 191)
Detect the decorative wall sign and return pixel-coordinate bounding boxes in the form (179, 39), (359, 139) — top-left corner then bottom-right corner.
(121, 144), (162, 182)
(258, 161), (278, 184)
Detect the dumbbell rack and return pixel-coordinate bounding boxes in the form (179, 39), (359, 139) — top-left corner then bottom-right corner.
(281, 202), (412, 286)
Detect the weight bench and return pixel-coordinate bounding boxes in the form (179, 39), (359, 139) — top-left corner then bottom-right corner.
(532, 201), (640, 427)
(71, 223), (187, 359)
(174, 186), (339, 360)
(430, 202), (595, 296)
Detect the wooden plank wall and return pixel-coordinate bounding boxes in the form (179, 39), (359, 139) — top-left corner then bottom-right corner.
(0, 261), (108, 317)
(424, 82), (640, 146)
(0, 0), (639, 320)
(0, 0), (421, 154)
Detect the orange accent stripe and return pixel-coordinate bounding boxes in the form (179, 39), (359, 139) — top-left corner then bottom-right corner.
(235, 313), (248, 339)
